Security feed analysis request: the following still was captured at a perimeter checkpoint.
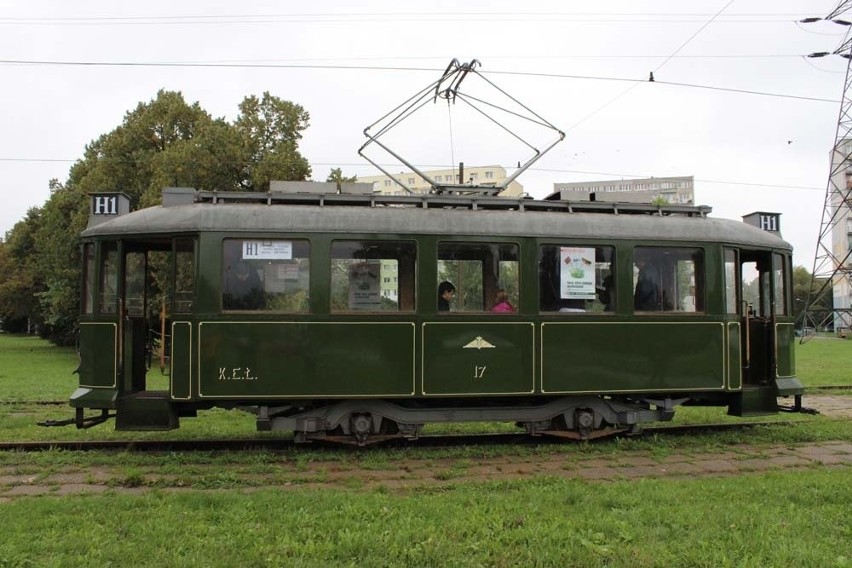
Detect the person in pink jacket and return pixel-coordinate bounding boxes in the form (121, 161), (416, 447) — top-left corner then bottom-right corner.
(491, 289), (515, 312)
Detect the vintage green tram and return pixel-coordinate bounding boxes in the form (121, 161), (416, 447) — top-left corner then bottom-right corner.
(71, 185), (802, 442)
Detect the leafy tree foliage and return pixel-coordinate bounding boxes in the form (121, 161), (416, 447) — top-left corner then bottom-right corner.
(0, 207), (46, 334)
(326, 168), (358, 185)
(0, 89), (312, 344)
(234, 92), (311, 191)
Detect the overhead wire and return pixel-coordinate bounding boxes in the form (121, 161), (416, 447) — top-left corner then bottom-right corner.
(563, 0), (737, 133)
(0, 12), (812, 26)
(0, 59), (838, 104)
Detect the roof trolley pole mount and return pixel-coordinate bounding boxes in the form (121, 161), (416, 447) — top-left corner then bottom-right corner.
(358, 58), (565, 196)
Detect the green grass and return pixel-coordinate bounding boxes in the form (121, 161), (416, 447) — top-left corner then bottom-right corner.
(0, 335), (79, 401)
(0, 470), (850, 567)
(0, 334), (168, 402)
(796, 337), (852, 387)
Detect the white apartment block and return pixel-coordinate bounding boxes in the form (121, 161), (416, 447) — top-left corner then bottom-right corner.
(358, 165), (524, 197)
(552, 176), (695, 205)
(829, 141), (852, 331)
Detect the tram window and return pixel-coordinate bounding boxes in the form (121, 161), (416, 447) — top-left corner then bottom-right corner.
(174, 239), (195, 314)
(773, 253), (788, 315)
(437, 242), (519, 313)
(538, 245), (614, 313)
(331, 240), (416, 312)
(633, 247), (704, 313)
(124, 252), (146, 317)
(82, 243), (95, 315)
(98, 242), (119, 314)
(222, 239), (310, 312)
(724, 249), (738, 315)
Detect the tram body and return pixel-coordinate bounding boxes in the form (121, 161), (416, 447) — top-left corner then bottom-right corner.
(71, 187), (802, 441)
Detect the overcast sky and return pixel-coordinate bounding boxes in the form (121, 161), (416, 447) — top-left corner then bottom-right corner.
(1, 0), (848, 267)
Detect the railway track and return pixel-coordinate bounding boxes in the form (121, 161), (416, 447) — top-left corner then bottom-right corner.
(0, 420), (792, 453)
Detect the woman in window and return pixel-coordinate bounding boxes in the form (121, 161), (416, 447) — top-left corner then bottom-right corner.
(491, 289), (515, 313)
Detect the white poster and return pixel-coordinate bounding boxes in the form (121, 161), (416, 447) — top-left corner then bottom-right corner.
(560, 247), (596, 299)
(348, 262), (381, 309)
(242, 241), (292, 260)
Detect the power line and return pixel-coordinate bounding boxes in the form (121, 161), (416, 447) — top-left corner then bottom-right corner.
(0, 13), (812, 27)
(563, 0), (736, 133)
(0, 59), (838, 104)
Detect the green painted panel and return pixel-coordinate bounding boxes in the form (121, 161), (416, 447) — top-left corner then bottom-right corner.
(171, 322), (192, 399)
(198, 322), (415, 397)
(775, 323), (796, 378)
(422, 323), (535, 395)
(542, 322), (725, 393)
(78, 323), (117, 388)
(727, 322), (742, 390)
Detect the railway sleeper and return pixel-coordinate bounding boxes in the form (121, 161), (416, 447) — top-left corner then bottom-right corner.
(255, 396), (686, 445)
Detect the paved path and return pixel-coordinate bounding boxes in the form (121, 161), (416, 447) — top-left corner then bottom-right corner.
(0, 440), (850, 500)
(802, 394), (852, 418)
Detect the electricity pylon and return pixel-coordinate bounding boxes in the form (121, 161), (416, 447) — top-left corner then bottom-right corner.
(800, 1), (852, 341)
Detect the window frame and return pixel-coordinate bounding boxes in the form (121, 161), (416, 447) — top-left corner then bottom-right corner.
(330, 239), (417, 314)
(436, 240), (521, 314)
(537, 243), (616, 315)
(632, 246), (706, 315)
(221, 238), (311, 313)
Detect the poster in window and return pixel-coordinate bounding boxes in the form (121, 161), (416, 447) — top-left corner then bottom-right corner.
(348, 262), (381, 309)
(560, 247), (596, 299)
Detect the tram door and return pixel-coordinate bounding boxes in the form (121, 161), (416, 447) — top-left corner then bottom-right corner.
(122, 247), (149, 393)
(738, 250), (775, 386)
(119, 238), (195, 394)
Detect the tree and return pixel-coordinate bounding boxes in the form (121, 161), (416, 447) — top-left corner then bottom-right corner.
(326, 168), (358, 187)
(234, 92), (311, 190)
(0, 208), (46, 333)
(6, 90), (315, 345)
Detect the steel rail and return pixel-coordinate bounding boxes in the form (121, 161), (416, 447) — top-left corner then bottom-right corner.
(0, 421), (795, 453)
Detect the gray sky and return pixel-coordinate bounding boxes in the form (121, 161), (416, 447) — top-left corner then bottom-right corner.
(0, 0), (847, 267)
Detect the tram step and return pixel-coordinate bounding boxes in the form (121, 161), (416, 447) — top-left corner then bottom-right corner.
(115, 391), (178, 431)
(728, 386), (778, 417)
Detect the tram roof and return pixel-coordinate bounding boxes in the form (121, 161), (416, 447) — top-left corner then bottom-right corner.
(82, 192), (791, 250)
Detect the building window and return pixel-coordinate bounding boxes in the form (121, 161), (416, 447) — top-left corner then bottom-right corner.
(485, 171), (494, 180)
(222, 239), (310, 312)
(437, 242), (519, 313)
(331, 240), (416, 312)
(539, 245), (615, 313)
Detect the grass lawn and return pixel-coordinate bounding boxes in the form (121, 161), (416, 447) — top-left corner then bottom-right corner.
(796, 337), (852, 387)
(1, 469), (850, 567)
